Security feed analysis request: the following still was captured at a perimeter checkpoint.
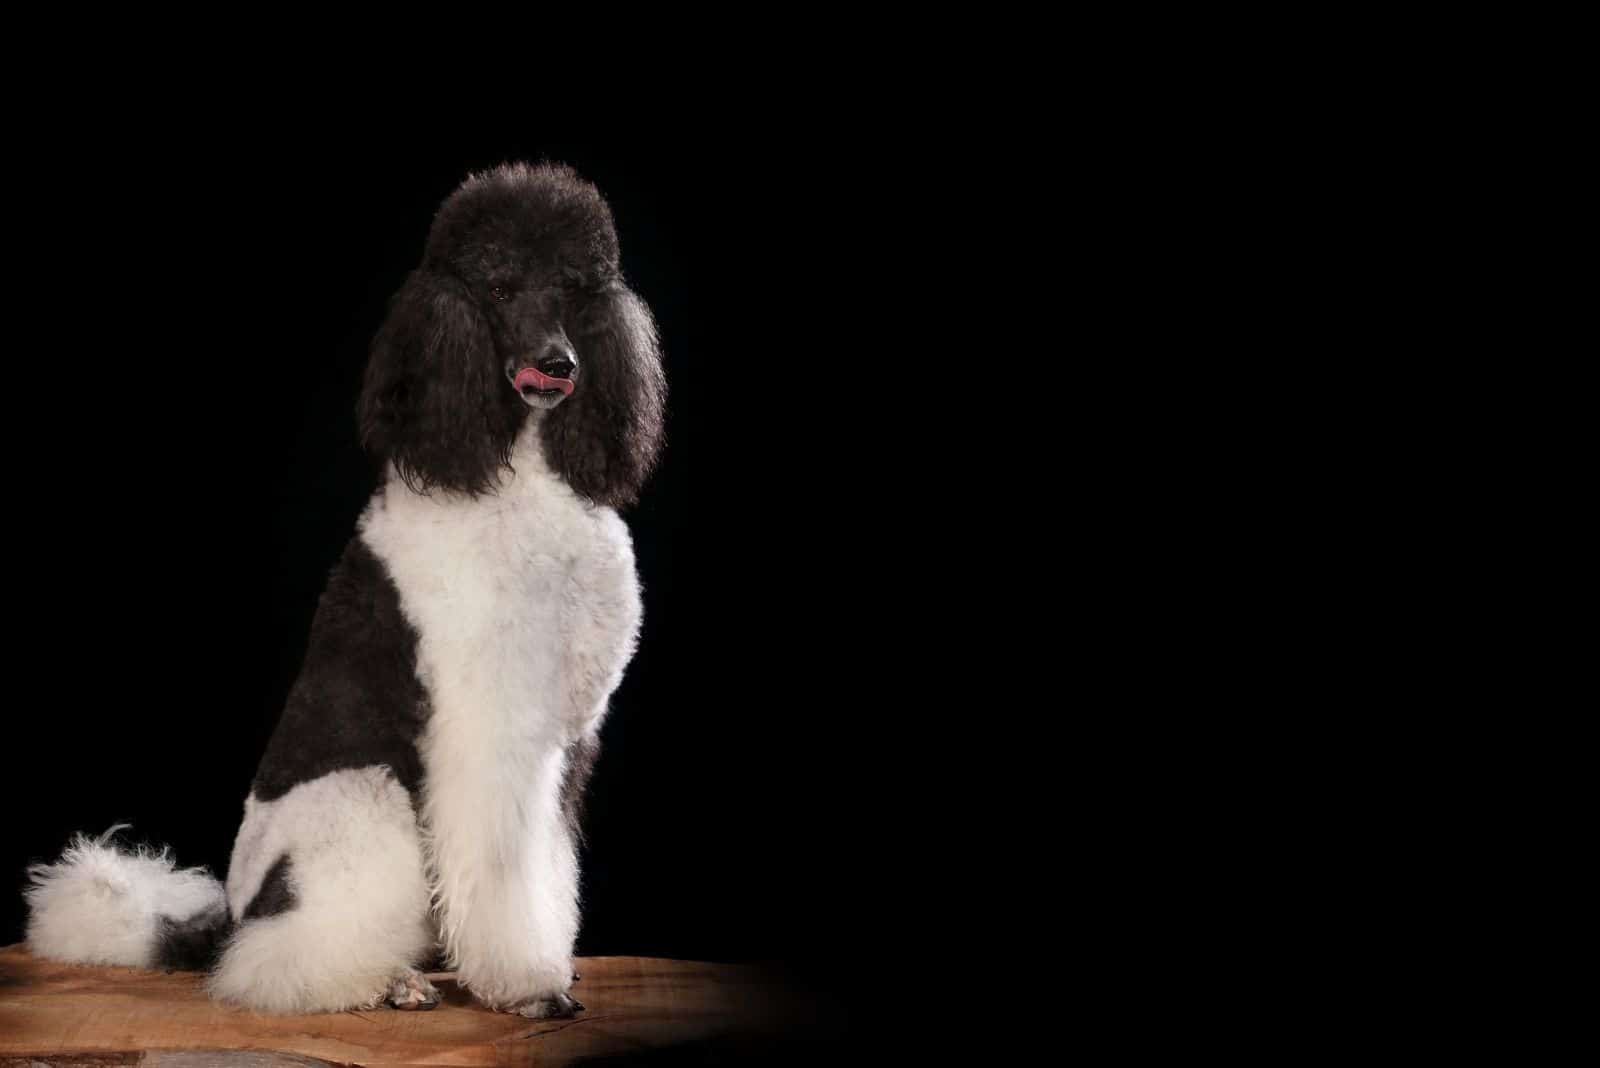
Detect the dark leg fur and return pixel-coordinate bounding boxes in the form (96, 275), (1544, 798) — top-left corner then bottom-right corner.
(560, 734), (601, 843)
(242, 854), (297, 920)
(156, 904), (233, 972)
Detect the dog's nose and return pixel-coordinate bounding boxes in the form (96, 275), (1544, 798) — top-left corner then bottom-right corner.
(536, 348), (577, 380)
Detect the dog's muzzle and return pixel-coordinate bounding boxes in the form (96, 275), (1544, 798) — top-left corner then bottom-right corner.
(508, 354), (576, 409)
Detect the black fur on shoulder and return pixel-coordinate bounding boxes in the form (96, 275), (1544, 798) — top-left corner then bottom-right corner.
(359, 161), (665, 505)
(251, 537), (429, 803)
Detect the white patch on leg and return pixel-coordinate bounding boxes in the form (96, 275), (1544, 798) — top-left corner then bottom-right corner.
(210, 767), (432, 1014)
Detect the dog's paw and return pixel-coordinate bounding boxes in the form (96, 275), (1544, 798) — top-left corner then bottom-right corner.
(386, 968), (441, 1011)
(512, 991), (585, 1019)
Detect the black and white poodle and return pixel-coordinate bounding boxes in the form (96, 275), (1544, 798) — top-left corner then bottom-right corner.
(23, 162), (666, 1019)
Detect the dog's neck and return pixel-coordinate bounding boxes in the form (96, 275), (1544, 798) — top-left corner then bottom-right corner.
(505, 413), (552, 478)
(380, 413), (562, 503)
(482, 415), (564, 501)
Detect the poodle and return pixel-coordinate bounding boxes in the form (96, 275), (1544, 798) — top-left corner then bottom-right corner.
(22, 162), (666, 1019)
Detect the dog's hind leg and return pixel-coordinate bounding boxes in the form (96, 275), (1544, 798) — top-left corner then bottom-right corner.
(211, 767), (433, 1014)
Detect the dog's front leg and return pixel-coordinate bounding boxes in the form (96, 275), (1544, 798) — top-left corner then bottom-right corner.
(425, 740), (581, 1015)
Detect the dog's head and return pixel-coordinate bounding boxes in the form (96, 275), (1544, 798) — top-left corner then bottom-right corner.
(358, 162), (666, 506)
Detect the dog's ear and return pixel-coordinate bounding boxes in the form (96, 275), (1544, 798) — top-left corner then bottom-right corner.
(542, 285), (667, 508)
(358, 269), (521, 496)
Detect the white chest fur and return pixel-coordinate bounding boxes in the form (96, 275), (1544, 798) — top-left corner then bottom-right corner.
(358, 423), (642, 1006)
(359, 426), (641, 747)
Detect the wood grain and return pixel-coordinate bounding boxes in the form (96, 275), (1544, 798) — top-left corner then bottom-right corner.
(0, 944), (795, 1066)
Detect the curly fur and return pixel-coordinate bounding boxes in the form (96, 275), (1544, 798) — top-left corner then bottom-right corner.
(359, 162), (666, 504)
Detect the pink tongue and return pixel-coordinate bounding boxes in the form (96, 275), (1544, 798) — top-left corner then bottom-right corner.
(514, 366), (575, 396)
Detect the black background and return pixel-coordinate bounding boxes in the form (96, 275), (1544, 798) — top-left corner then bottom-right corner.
(0, 121), (899, 1018)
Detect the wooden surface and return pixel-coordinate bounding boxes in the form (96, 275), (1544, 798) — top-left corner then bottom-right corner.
(0, 945), (800, 1066)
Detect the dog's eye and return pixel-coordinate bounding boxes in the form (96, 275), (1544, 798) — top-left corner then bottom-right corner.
(489, 286), (509, 302)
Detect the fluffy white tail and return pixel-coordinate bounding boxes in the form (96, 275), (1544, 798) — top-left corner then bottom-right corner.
(25, 825), (228, 970)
